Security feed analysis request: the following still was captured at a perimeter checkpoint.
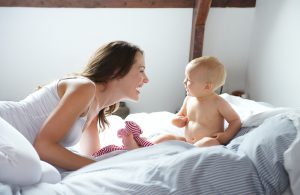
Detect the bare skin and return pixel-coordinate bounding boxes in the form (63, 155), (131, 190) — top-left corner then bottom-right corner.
(122, 133), (140, 150)
(153, 58), (241, 147)
(34, 51), (149, 171)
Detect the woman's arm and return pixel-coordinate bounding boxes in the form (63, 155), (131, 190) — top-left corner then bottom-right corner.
(34, 81), (96, 171)
(79, 115), (101, 156)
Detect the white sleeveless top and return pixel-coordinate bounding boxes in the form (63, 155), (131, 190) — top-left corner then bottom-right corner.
(0, 80), (87, 147)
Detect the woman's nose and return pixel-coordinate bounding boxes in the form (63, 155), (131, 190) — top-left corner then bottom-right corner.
(143, 74), (149, 83)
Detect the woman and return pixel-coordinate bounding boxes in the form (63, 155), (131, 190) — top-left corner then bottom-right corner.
(0, 41), (149, 184)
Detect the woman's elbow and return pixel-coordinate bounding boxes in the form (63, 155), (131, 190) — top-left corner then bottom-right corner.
(34, 138), (51, 161)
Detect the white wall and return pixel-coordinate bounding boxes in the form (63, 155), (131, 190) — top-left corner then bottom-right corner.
(246, 0), (300, 107)
(203, 8), (255, 94)
(0, 7), (259, 113)
(0, 8), (192, 113)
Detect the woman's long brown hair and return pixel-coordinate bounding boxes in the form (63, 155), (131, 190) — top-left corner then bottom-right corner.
(80, 41), (143, 129)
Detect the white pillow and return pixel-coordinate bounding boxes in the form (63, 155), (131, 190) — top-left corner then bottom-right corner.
(40, 161), (61, 184)
(220, 93), (274, 122)
(0, 117), (42, 186)
(242, 108), (295, 128)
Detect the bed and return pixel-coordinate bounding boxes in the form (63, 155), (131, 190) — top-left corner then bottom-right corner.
(0, 93), (299, 195)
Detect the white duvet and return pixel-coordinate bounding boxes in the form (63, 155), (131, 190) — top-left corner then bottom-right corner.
(1, 94), (299, 195)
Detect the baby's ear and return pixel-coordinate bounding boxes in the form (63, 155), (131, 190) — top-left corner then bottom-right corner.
(204, 82), (213, 90)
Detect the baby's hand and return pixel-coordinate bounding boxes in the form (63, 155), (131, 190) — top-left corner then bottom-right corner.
(172, 116), (188, 128)
(212, 132), (230, 145)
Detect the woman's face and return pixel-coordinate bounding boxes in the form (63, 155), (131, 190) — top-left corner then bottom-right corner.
(118, 51), (149, 101)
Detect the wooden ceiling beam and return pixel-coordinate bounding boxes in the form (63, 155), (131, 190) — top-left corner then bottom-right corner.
(0, 0), (255, 8)
(211, 0), (256, 8)
(189, 0), (212, 60)
(0, 0), (194, 8)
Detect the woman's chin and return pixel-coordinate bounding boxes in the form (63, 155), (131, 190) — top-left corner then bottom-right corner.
(125, 95), (139, 102)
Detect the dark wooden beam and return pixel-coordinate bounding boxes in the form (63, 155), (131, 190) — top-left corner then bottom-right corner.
(0, 0), (194, 8)
(189, 0), (211, 60)
(0, 0), (255, 8)
(211, 0), (256, 7)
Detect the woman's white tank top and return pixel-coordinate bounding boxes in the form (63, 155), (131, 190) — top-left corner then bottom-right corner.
(0, 80), (87, 147)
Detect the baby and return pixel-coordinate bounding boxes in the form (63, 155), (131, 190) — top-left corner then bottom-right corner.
(153, 56), (241, 147)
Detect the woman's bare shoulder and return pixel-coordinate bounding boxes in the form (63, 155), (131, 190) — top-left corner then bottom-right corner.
(57, 77), (96, 99)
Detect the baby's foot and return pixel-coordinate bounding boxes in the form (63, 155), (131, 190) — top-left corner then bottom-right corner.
(122, 132), (139, 150)
(124, 121), (142, 136)
(124, 121), (154, 147)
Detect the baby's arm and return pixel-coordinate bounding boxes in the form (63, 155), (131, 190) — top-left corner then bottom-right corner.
(172, 116), (188, 128)
(214, 98), (241, 145)
(172, 97), (189, 128)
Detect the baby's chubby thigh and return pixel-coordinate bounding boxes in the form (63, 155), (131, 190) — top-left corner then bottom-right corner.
(194, 137), (220, 147)
(152, 133), (186, 144)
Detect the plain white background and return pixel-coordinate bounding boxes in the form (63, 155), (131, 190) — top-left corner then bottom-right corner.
(246, 0), (300, 108)
(0, 8), (193, 113)
(1, 0), (299, 113)
(0, 7), (254, 113)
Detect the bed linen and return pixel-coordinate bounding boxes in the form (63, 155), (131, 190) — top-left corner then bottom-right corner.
(6, 142), (264, 195)
(0, 94), (299, 195)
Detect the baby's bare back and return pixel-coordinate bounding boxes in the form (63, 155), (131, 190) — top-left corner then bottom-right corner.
(184, 96), (224, 144)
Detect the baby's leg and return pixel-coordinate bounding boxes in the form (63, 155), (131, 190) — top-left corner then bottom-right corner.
(123, 121), (154, 147)
(194, 137), (220, 147)
(117, 127), (140, 150)
(152, 133), (186, 144)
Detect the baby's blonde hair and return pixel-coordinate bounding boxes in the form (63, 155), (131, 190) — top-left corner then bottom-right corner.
(189, 56), (226, 91)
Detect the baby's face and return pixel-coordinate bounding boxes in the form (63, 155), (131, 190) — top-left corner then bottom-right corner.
(184, 64), (208, 97)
